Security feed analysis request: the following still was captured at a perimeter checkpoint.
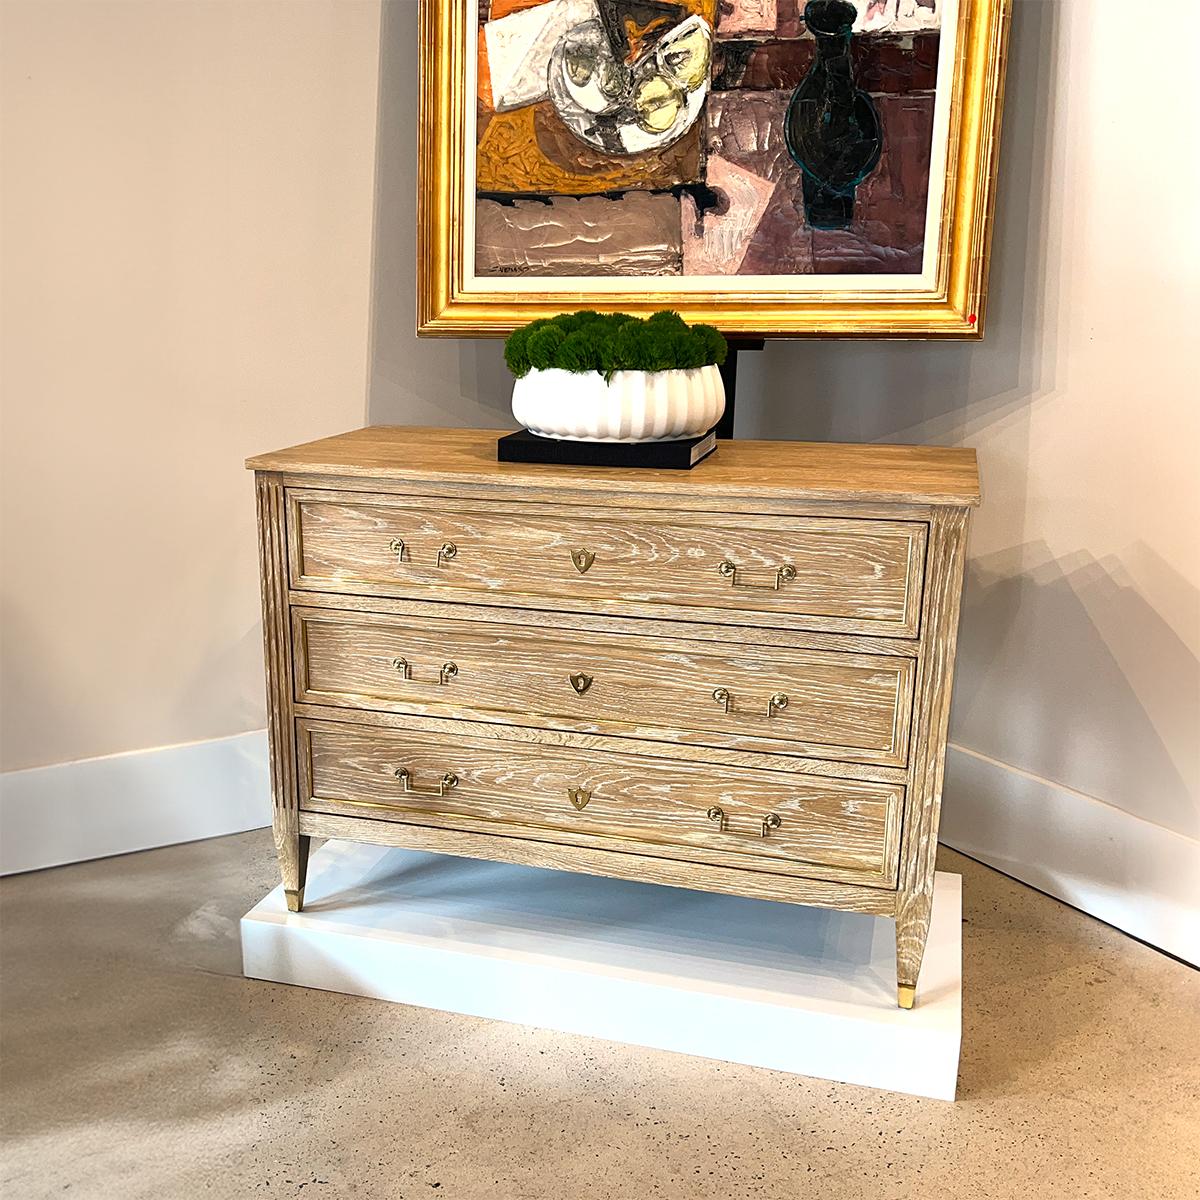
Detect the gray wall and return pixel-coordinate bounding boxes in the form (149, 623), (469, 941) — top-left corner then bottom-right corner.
(368, 0), (512, 430)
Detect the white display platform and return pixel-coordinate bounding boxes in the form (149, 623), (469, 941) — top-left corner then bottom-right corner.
(242, 840), (962, 1100)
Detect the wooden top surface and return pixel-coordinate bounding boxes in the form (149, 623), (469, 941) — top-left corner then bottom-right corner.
(247, 426), (981, 507)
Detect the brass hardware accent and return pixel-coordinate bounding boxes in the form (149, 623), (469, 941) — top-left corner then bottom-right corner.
(897, 983), (917, 1010)
(389, 657), (458, 686)
(569, 672), (594, 696)
(707, 806), (779, 837)
(568, 788), (592, 811)
(393, 767), (458, 796)
(713, 687), (788, 718)
(388, 538), (456, 568)
(284, 888), (304, 913)
(571, 548), (595, 574)
(717, 559), (797, 591)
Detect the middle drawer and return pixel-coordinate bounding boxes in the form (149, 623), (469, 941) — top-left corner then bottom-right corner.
(292, 606), (915, 768)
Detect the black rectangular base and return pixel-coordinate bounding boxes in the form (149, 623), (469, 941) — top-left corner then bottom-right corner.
(497, 428), (717, 470)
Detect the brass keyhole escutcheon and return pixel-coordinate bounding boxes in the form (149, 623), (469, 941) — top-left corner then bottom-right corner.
(569, 672), (594, 696)
(571, 548), (595, 574)
(568, 788), (592, 811)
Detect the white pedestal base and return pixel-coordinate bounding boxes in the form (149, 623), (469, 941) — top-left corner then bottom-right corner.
(241, 841), (962, 1100)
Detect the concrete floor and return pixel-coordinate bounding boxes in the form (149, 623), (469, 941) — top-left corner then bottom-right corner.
(1, 832), (1197, 1200)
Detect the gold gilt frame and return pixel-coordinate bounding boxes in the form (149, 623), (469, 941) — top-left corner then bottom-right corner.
(418, 0), (1011, 339)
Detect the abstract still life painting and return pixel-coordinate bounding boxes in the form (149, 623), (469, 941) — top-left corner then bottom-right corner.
(418, 0), (1010, 337)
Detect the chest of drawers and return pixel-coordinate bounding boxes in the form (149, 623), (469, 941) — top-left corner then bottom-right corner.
(248, 427), (979, 1008)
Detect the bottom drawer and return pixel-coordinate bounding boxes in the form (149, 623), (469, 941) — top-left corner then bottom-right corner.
(297, 718), (903, 889)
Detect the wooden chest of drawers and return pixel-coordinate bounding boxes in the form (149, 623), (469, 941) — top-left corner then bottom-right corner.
(248, 427), (979, 1008)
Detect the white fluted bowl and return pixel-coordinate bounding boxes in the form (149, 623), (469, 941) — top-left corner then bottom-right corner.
(511, 365), (725, 443)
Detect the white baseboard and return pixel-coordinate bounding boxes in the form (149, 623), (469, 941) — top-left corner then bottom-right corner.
(940, 743), (1200, 966)
(5, 729), (1196, 968)
(0, 730), (271, 876)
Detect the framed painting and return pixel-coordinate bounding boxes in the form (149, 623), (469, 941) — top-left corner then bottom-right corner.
(417, 0), (1011, 337)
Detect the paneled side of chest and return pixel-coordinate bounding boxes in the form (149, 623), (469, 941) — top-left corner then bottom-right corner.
(250, 429), (978, 1008)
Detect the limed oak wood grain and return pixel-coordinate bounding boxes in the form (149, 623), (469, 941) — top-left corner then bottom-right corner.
(289, 590), (922, 658)
(290, 703), (909, 785)
(293, 605), (915, 767)
(297, 810), (899, 916)
(247, 426), (981, 508)
(282, 471), (941, 523)
(895, 506), (971, 996)
(288, 489), (927, 639)
(297, 718), (903, 889)
(255, 474), (309, 910)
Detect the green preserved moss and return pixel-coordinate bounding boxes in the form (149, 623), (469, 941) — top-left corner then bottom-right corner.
(504, 310), (727, 381)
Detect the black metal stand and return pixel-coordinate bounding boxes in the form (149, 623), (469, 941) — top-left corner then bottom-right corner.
(714, 338), (765, 440)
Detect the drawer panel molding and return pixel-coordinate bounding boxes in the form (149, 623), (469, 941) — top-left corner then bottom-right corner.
(293, 606), (916, 768)
(288, 490), (928, 639)
(297, 719), (904, 889)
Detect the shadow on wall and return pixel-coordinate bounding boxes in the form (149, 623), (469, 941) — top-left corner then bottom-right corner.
(955, 543), (1199, 840)
(367, 0), (513, 429)
(366, 2), (1197, 839)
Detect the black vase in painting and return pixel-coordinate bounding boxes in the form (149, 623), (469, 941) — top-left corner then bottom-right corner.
(785, 0), (882, 230)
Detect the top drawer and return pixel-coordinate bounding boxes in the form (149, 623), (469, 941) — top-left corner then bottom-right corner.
(288, 490), (927, 639)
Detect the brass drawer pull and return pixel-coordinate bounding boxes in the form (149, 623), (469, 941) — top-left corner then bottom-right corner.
(391, 658), (458, 685)
(712, 688), (789, 717)
(385, 538), (457, 568)
(718, 559), (797, 590)
(706, 806), (782, 839)
(393, 767), (458, 796)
